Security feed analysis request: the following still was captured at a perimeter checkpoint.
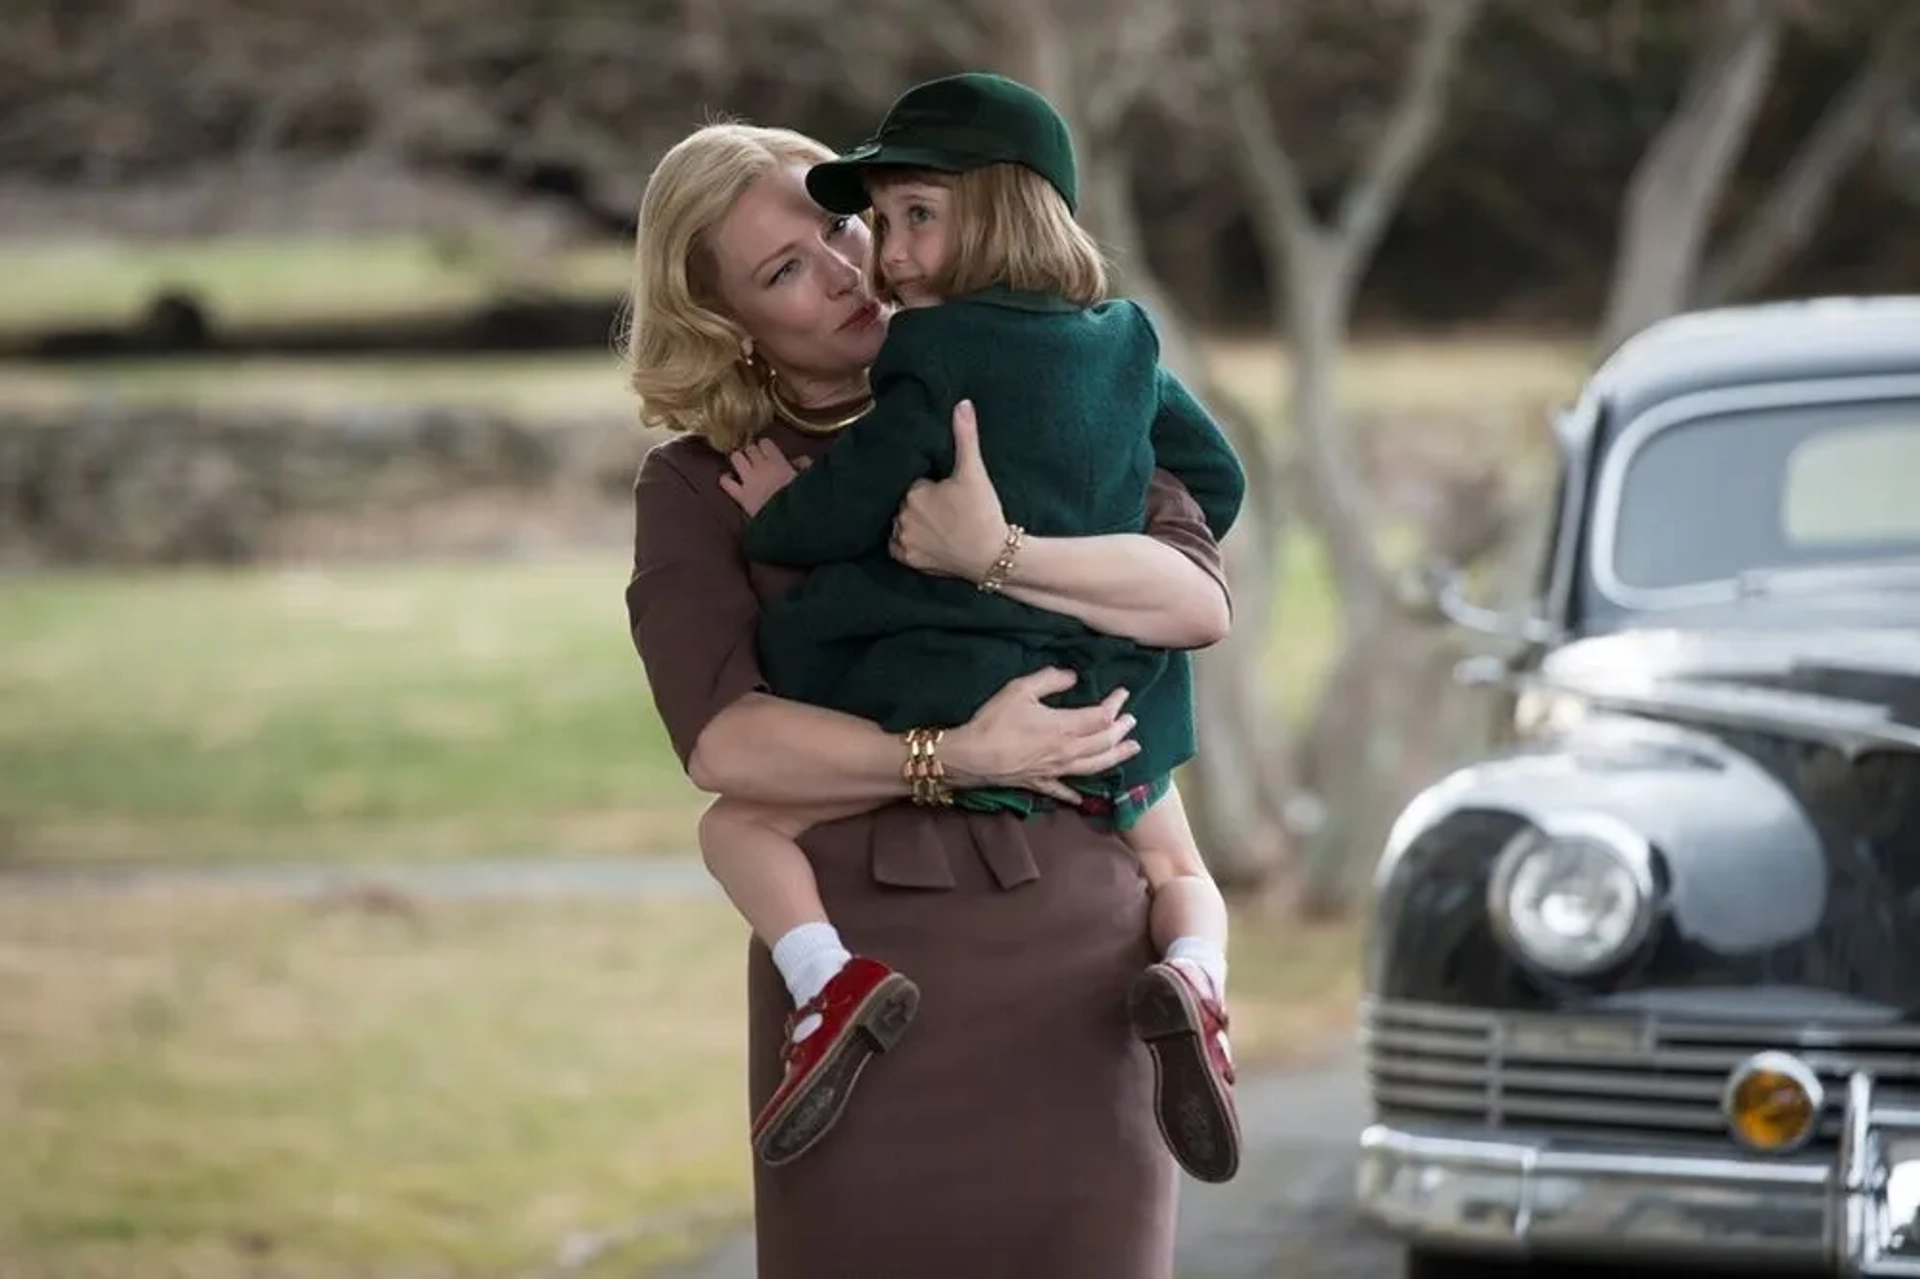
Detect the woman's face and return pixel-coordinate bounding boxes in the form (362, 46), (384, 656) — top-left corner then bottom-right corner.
(707, 163), (889, 403)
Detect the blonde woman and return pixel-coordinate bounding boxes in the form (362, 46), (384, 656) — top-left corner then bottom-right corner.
(697, 71), (1246, 1185)
(625, 108), (1233, 1278)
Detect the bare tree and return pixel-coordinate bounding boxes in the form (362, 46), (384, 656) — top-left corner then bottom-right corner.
(1203, 0), (1486, 911)
(1598, 0), (1785, 353)
(1599, 0), (1917, 352)
(1695, 7), (1920, 306)
(977, 0), (1305, 893)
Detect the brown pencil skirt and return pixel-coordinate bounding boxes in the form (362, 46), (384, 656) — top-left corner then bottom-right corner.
(745, 802), (1179, 1279)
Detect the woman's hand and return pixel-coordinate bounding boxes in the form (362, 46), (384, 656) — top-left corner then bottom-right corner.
(890, 399), (1008, 581)
(941, 668), (1140, 803)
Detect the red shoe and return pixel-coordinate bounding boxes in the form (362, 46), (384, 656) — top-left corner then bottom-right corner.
(1128, 960), (1242, 1183)
(752, 956), (919, 1166)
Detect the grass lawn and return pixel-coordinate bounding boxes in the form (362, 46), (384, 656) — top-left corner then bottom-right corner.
(0, 889), (1361, 1279)
(0, 330), (1590, 866)
(0, 556), (705, 867)
(0, 546), (1359, 868)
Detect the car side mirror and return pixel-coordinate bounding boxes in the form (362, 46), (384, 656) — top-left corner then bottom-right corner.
(1403, 558), (1562, 647)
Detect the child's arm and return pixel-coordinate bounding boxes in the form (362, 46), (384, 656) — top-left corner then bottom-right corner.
(1148, 366), (1247, 542)
(741, 362), (948, 568)
(1122, 300), (1246, 541)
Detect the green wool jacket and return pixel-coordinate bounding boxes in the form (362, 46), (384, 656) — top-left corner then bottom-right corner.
(742, 285), (1246, 792)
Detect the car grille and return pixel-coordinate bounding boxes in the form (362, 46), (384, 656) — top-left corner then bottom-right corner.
(1363, 998), (1920, 1148)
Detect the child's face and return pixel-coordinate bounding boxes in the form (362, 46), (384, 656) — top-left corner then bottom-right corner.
(869, 176), (952, 309)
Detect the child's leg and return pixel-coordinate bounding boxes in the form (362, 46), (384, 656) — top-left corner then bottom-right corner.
(698, 796), (874, 1007)
(1121, 779), (1241, 1183)
(1122, 782), (1230, 1002)
(704, 794), (922, 1167)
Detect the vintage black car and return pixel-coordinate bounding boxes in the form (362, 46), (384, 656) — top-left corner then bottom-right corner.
(1355, 296), (1920, 1278)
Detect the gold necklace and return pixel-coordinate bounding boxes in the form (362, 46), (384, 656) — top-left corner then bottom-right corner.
(768, 379), (873, 435)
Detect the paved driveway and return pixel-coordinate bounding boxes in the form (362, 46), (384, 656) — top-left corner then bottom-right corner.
(659, 1045), (1404, 1279)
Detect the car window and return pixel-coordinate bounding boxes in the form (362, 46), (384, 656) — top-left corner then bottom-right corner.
(1608, 401), (1920, 592)
(1783, 422), (1920, 544)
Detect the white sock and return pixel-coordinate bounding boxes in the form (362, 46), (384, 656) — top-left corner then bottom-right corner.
(1165, 936), (1228, 1004)
(770, 922), (851, 1009)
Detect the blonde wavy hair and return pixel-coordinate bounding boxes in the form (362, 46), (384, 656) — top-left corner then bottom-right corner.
(623, 123), (837, 452)
(870, 163), (1107, 308)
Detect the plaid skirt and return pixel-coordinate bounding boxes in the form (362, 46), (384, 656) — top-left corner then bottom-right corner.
(958, 772), (1172, 833)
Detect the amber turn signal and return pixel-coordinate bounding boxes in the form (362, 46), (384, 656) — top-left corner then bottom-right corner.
(1722, 1052), (1824, 1153)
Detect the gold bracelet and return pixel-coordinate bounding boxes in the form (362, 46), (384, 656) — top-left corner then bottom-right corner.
(977, 524), (1026, 594)
(902, 727), (955, 807)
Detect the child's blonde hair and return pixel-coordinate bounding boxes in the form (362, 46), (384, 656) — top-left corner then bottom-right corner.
(869, 163), (1107, 308)
(623, 122), (838, 452)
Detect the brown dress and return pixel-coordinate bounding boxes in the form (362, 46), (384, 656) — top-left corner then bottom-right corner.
(626, 419), (1230, 1279)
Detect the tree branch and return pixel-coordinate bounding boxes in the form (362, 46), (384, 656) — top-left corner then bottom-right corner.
(1696, 12), (1917, 306)
(1332, 0), (1485, 273)
(1204, 0), (1316, 245)
(1599, 0), (1782, 351)
(1080, 1), (1179, 136)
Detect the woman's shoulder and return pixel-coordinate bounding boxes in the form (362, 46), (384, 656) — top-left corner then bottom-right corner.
(641, 431), (725, 481)
(635, 432), (739, 531)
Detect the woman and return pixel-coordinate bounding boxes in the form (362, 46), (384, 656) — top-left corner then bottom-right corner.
(622, 121), (1232, 1279)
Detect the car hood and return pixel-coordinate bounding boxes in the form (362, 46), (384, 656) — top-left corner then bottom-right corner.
(1366, 623), (1920, 1014)
(1532, 626), (1920, 755)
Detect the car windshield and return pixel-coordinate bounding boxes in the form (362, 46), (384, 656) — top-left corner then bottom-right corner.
(1605, 399), (1920, 597)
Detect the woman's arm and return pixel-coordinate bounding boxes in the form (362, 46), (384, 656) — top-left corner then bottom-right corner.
(985, 529), (1230, 649)
(888, 401), (1232, 648)
(689, 670), (1138, 805)
(627, 444), (1139, 808)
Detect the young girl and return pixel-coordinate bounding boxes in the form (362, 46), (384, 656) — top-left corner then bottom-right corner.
(701, 71), (1248, 1183)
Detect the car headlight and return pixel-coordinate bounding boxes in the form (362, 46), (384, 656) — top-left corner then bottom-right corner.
(1487, 813), (1656, 976)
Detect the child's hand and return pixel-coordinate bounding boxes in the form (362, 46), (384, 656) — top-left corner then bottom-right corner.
(719, 439), (806, 517)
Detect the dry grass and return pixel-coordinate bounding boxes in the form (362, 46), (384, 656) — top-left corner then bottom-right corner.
(0, 354), (634, 418)
(0, 236), (631, 337)
(1204, 335), (1589, 722)
(0, 888), (1358, 1279)
(0, 335), (1585, 429)
(1220, 912), (1365, 1071)
(0, 890), (752, 1279)
(1207, 332), (1587, 434)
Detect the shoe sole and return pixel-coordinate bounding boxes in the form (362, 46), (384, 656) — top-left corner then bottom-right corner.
(754, 973), (920, 1167)
(1128, 964), (1242, 1184)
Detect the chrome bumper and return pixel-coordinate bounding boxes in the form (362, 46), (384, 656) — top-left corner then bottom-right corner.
(1356, 1073), (1920, 1275)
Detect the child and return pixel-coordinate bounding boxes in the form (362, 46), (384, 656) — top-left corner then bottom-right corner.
(703, 71), (1247, 1183)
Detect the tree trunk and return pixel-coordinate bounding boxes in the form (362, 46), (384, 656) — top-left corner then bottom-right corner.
(992, 0), (1299, 891)
(1295, 610), (1469, 914)
(1088, 136), (1298, 891)
(1204, 0), (1485, 911)
(1695, 18), (1916, 308)
(1281, 248), (1417, 913)
(1598, 0), (1781, 353)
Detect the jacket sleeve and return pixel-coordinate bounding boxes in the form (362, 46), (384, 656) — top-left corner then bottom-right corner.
(1120, 300), (1246, 540)
(1148, 365), (1247, 541)
(741, 340), (949, 567)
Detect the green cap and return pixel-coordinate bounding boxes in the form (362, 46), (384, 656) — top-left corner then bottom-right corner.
(807, 72), (1078, 215)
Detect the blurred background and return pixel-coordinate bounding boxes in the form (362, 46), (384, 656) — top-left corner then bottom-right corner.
(2, 0), (1917, 1275)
